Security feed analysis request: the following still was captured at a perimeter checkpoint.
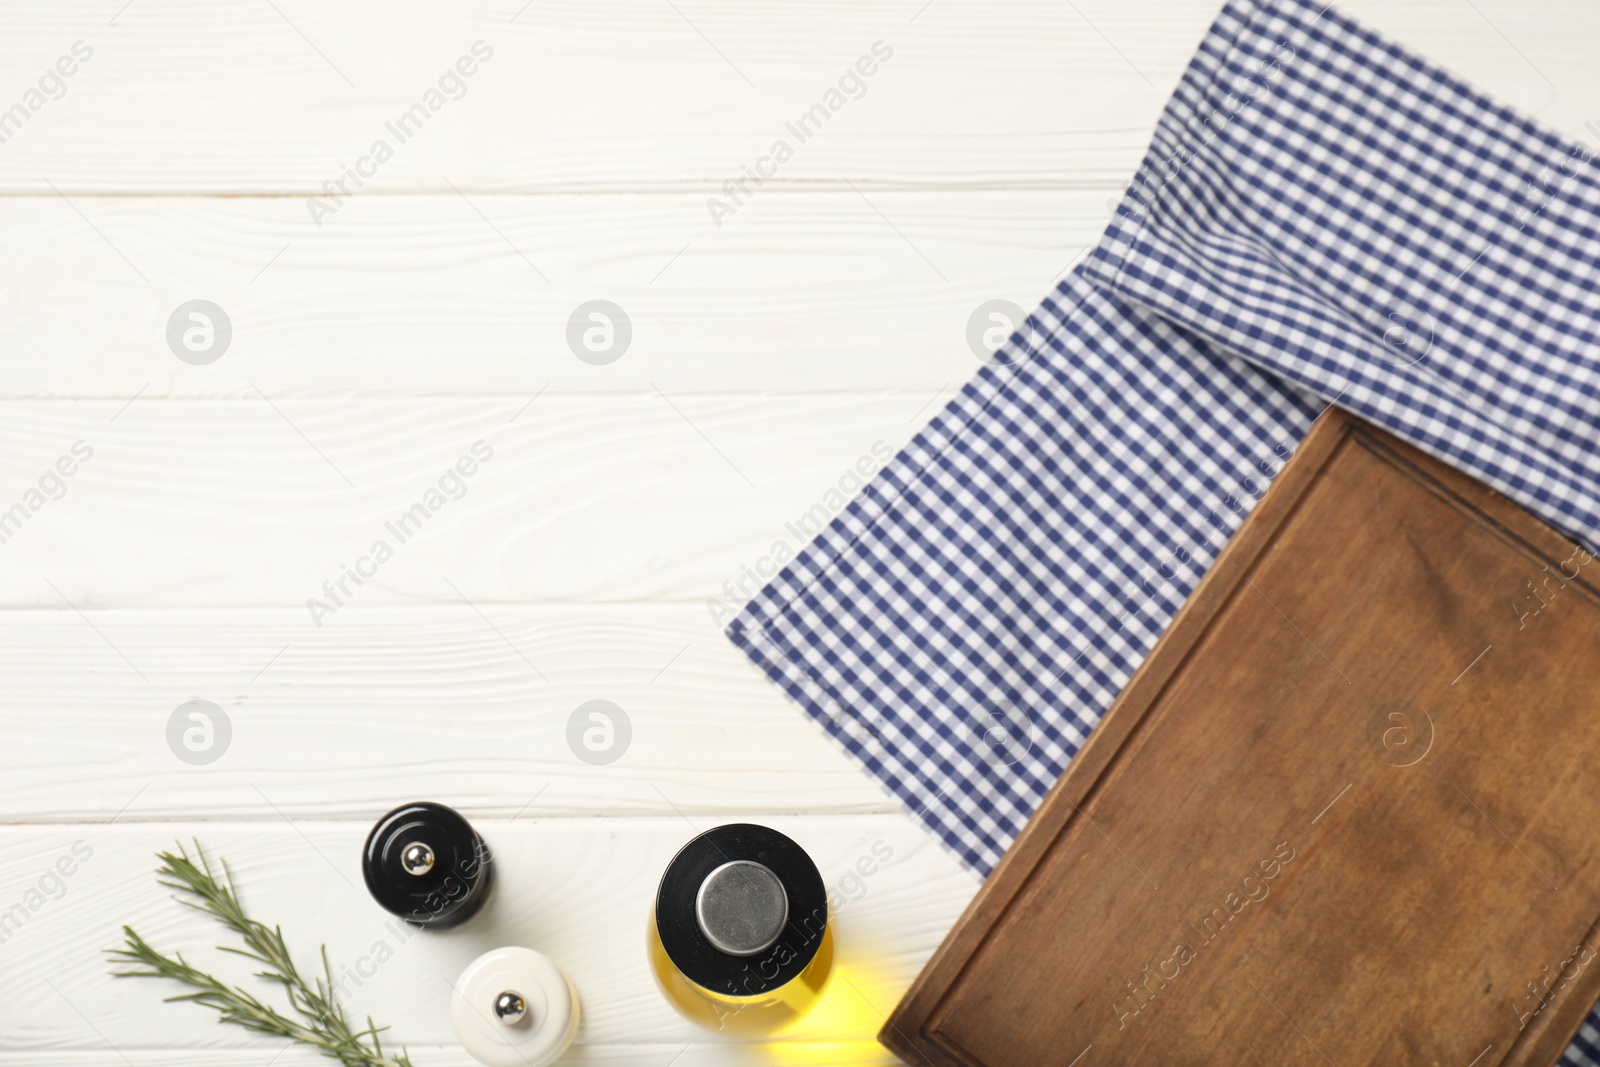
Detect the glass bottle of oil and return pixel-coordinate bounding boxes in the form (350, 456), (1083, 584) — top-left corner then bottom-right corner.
(648, 823), (834, 1036)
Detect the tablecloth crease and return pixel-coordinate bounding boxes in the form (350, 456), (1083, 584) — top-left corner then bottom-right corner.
(1085, 0), (1600, 547)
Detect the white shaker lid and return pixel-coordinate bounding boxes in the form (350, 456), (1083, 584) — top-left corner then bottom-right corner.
(451, 947), (579, 1067)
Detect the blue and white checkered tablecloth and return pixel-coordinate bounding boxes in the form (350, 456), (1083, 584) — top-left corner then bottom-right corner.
(726, 0), (1600, 1058)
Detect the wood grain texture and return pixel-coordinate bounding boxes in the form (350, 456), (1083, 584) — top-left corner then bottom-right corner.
(0, 604), (908, 822)
(0, 192), (1085, 396)
(0, 396), (943, 608)
(0, 1), (1593, 195)
(0, 0), (1180, 196)
(0, 819), (970, 1055)
(885, 411), (1600, 1065)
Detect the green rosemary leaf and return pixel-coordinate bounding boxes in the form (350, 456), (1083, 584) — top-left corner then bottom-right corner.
(107, 840), (415, 1067)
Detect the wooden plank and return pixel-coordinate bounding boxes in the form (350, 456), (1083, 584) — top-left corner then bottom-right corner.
(0, 602), (909, 821)
(0, 1), (1593, 195)
(0, 395), (945, 609)
(884, 411), (1600, 1065)
(0, 0), (1185, 196)
(0, 191), (1086, 396)
(0, 819), (973, 1052)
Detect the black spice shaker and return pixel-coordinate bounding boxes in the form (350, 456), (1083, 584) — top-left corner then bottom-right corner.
(362, 801), (493, 928)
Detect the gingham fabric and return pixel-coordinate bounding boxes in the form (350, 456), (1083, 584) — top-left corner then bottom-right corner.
(730, 275), (1324, 875)
(726, 0), (1600, 1057)
(1085, 0), (1600, 549)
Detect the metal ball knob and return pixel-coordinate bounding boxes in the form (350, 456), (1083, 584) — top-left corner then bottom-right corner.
(451, 948), (578, 1067)
(493, 990), (527, 1024)
(401, 842), (435, 876)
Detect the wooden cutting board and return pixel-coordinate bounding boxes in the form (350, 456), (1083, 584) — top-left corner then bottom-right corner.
(882, 409), (1600, 1066)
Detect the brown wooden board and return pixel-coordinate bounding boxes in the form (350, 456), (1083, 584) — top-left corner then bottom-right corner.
(882, 409), (1600, 1067)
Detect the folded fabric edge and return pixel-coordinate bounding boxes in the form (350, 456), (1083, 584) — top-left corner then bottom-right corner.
(1087, 0), (1592, 296)
(1082, 0), (1600, 553)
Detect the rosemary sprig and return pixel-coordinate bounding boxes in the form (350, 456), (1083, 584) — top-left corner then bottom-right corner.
(107, 841), (414, 1067)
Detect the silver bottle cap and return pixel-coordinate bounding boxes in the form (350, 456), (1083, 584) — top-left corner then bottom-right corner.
(694, 860), (789, 957)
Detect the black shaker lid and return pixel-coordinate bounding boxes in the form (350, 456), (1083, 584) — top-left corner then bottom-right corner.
(655, 823), (828, 997)
(362, 801), (492, 928)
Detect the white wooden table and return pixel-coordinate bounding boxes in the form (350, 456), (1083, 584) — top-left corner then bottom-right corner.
(0, 1), (1594, 1063)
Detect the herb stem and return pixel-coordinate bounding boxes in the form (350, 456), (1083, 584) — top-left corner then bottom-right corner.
(108, 841), (414, 1067)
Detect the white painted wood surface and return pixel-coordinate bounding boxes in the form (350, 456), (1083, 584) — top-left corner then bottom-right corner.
(0, 193), (1091, 396)
(1, 0), (1596, 1062)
